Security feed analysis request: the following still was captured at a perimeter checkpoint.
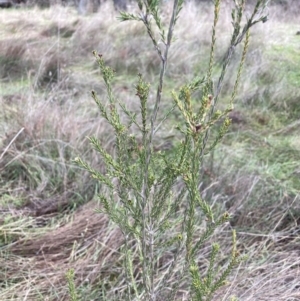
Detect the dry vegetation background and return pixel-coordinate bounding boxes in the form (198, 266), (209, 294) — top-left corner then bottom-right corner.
(0, 1), (300, 300)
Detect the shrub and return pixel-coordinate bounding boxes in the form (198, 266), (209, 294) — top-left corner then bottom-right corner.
(73, 0), (270, 300)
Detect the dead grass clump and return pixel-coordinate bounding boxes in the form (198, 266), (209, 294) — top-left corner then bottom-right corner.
(198, 166), (300, 301)
(0, 91), (112, 208)
(210, 250), (300, 301)
(70, 3), (117, 55)
(40, 23), (76, 38)
(200, 146), (300, 234)
(29, 0), (51, 8)
(1, 201), (124, 300)
(9, 201), (118, 257)
(269, 1), (300, 21)
(34, 51), (65, 88)
(70, 4), (155, 74)
(0, 6), (81, 87)
(0, 39), (30, 79)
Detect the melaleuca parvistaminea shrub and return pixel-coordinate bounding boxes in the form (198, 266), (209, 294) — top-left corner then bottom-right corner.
(73, 1), (270, 300)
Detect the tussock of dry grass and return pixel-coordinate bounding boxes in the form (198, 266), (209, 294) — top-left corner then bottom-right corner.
(0, 90), (110, 210)
(0, 2), (300, 300)
(227, 243), (300, 301)
(1, 201), (123, 300)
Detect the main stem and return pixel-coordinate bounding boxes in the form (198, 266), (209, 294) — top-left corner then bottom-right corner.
(140, 1), (179, 300)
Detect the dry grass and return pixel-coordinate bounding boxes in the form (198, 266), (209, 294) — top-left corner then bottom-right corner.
(1, 201), (124, 300)
(0, 1), (300, 300)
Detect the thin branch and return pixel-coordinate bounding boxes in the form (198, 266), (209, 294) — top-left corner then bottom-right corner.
(0, 128), (24, 161)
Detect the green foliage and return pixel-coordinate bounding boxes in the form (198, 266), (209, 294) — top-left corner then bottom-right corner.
(74, 0), (270, 300)
(66, 269), (79, 301)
